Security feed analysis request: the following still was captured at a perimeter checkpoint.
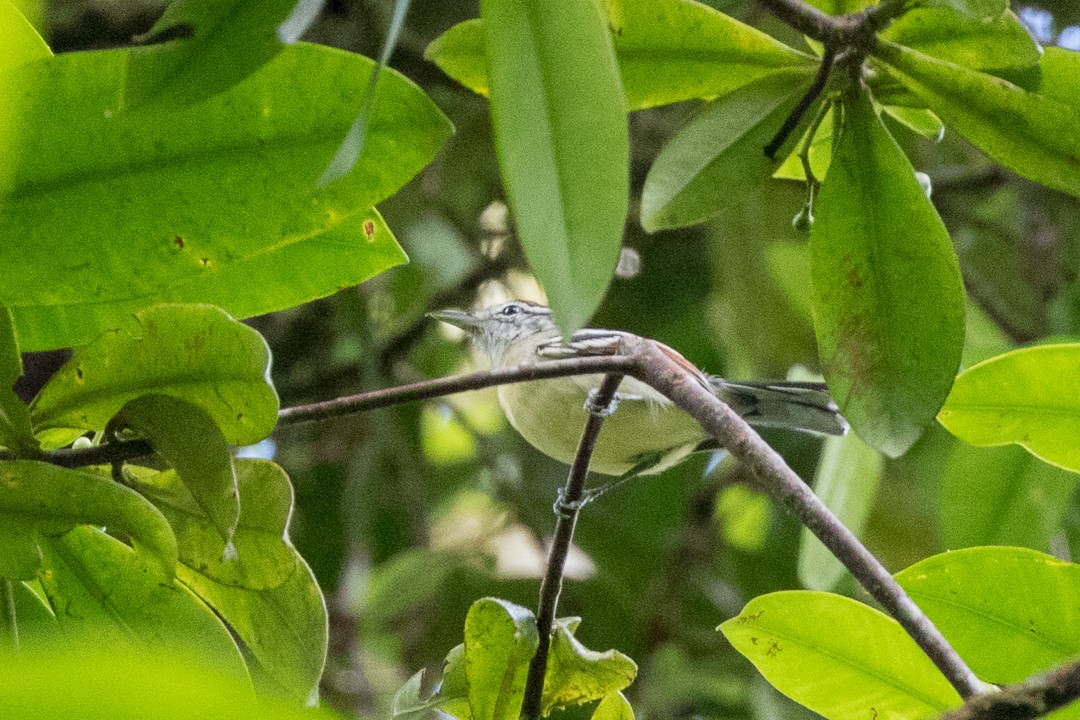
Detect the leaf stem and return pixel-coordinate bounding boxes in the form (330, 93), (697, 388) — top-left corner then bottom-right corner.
(520, 373), (624, 720)
(765, 45), (836, 160)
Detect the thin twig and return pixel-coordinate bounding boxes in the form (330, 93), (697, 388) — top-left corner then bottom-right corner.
(520, 374), (624, 720)
(765, 46), (836, 160)
(622, 336), (986, 699)
(939, 659), (1080, 720)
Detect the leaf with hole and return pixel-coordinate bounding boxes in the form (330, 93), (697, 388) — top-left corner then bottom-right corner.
(31, 304), (278, 446)
(114, 394), (239, 548)
(719, 591), (962, 719)
(482, 0), (627, 332)
(641, 70), (814, 231)
(811, 90), (964, 457)
(0, 461), (177, 579)
(1, 43), (447, 351)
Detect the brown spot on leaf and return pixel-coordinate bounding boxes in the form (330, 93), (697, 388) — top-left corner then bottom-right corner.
(174, 236), (185, 249)
(199, 257), (211, 267)
(75, 366), (84, 381)
(363, 220), (376, 240)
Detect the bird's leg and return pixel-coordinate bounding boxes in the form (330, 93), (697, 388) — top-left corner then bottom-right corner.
(584, 387), (621, 417)
(553, 455), (661, 515)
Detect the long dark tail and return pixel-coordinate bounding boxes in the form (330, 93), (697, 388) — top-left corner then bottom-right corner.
(709, 379), (848, 436)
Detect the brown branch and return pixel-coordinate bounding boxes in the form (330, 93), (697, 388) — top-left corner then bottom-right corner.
(939, 659), (1080, 720)
(521, 373), (624, 720)
(619, 335), (987, 700)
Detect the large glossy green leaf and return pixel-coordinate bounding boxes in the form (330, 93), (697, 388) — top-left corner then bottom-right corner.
(426, 0), (812, 111)
(874, 42), (1080, 200)
(811, 90), (964, 457)
(177, 548), (327, 704)
(115, 394), (240, 547)
(482, 0), (627, 332)
(464, 597), (538, 720)
(719, 591), (962, 719)
(541, 618), (637, 715)
(798, 432), (883, 591)
(1041, 47), (1080, 109)
(641, 69), (813, 231)
(1, 43), (448, 351)
(134, 460), (296, 590)
(0, 307), (35, 455)
(125, 0), (298, 107)
(937, 344), (1080, 472)
(895, 547), (1080, 683)
(0, 461), (177, 579)
(0, 0), (49, 75)
(882, 9), (1040, 85)
(38, 525), (245, 677)
(0, 648), (342, 720)
(938, 442), (1077, 551)
(31, 304), (278, 446)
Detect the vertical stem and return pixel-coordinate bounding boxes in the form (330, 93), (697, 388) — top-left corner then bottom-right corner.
(2, 580), (19, 656)
(521, 373), (624, 720)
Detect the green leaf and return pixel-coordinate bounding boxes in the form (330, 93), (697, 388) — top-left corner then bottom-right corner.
(798, 432), (883, 591)
(541, 618), (637, 715)
(31, 304), (278, 446)
(937, 344), (1080, 472)
(882, 105), (944, 141)
(114, 394), (239, 548)
(464, 597), (538, 720)
(177, 548), (328, 704)
(133, 460), (296, 590)
(881, 9), (1040, 87)
(800, 0), (876, 13)
(719, 591), (962, 719)
(895, 547), (1080, 683)
(874, 42), (1080, 201)
(425, 2), (813, 111)
(393, 643), (472, 719)
(592, 692), (634, 720)
(482, 0), (628, 332)
(0, 0), (50, 75)
(1041, 47), (1080, 110)
(0, 648), (341, 720)
(38, 525), (246, 678)
(810, 90), (964, 457)
(938, 442), (1077, 551)
(641, 69), (814, 231)
(0, 461), (177, 579)
(1, 43), (447, 351)
(774, 104), (834, 181)
(0, 306), (36, 455)
(908, 0), (1007, 22)
(125, 0), (298, 107)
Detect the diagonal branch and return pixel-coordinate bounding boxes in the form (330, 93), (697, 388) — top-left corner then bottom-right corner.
(939, 659), (1080, 720)
(620, 335), (986, 699)
(520, 373), (624, 720)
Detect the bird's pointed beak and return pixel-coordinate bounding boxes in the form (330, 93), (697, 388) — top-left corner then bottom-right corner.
(427, 308), (482, 333)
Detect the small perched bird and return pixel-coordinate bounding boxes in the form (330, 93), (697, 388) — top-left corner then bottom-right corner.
(430, 301), (846, 477)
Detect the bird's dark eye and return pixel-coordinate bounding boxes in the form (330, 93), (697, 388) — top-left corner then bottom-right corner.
(500, 304), (521, 317)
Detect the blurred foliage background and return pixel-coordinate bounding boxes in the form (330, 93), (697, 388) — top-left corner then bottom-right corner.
(16, 0), (1080, 717)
